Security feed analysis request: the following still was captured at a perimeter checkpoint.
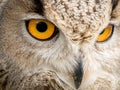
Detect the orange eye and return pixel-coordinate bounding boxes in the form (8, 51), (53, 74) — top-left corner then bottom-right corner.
(26, 19), (58, 40)
(97, 24), (114, 42)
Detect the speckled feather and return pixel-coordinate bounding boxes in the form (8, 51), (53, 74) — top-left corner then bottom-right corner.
(0, 0), (120, 90)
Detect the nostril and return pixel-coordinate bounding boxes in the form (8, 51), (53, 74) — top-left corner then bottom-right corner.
(73, 62), (83, 89)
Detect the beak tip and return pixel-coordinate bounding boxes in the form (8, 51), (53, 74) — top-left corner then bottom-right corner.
(74, 77), (83, 89)
(74, 62), (83, 89)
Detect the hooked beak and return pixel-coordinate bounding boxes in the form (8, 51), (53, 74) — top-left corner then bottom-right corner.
(73, 62), (83, 89)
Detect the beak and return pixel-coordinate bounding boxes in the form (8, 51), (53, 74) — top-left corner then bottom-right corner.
(73, 62), (83, 89)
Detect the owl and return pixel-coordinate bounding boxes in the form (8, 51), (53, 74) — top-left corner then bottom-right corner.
(0, 0), (120, 90)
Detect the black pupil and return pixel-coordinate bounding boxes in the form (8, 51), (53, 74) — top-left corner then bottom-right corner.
(36, 22), (48, 32)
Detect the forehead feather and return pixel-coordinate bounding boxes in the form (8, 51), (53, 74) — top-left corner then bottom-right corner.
(43, 0), (112, 43)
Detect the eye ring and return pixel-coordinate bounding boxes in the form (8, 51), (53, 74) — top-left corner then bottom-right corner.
(97, 24), (114, 42)
(26, 19), (59, 41)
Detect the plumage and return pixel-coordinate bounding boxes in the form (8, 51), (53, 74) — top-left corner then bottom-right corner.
(0, 0), (120, 90)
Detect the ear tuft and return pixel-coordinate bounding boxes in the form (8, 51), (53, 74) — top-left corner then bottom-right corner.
(111, 0), (120, 21)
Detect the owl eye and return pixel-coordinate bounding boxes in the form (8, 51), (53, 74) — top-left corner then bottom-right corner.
(26, 19), (59, 40)
(97, 24), (114, 42)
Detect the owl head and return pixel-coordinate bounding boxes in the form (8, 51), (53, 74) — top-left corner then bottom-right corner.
(0, 0), (120, 90)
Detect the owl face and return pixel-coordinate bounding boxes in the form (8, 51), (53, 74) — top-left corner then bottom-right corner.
(0, 0), (120, 90)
